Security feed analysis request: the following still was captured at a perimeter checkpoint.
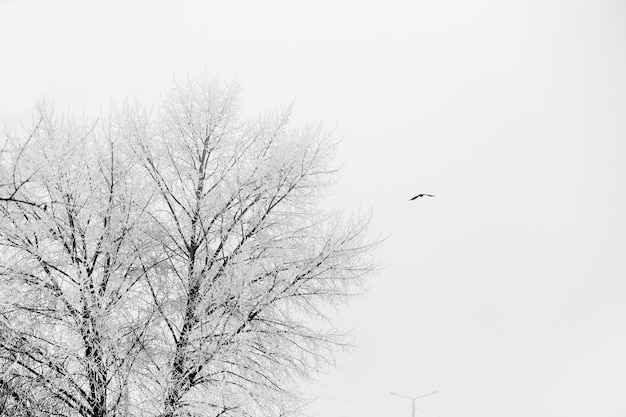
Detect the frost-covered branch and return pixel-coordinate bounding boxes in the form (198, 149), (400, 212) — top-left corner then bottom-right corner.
(0, 74), (378, 417)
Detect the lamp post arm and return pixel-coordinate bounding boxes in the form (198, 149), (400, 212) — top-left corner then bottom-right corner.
(414, 391), (438, 400)
(390, 390), (438, 417)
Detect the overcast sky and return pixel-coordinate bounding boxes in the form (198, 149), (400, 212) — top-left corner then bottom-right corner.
(2, 1), (626, 416)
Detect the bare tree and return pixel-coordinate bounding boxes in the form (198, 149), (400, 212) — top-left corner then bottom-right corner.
(0, 105), (157, 417)
(0, 75), (377, 417)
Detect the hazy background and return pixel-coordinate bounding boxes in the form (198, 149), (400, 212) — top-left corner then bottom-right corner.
(2, 1), (626, 416)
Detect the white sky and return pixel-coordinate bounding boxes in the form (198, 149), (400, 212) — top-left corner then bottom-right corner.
(2, 1), (626, 416)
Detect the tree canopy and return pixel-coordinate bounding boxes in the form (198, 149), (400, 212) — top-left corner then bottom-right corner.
(0, 75), (377, 417)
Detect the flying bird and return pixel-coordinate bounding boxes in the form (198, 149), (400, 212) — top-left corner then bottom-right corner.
(409, 193), (435, 200)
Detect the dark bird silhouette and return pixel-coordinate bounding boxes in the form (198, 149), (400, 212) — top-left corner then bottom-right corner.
(409, 193), (435, 200)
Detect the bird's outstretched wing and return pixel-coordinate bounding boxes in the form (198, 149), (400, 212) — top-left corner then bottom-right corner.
(409, 193), (435, 200)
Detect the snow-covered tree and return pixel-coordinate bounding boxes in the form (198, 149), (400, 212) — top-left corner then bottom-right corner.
(0, 75), (377, 417)
(0, 103), (157, 417)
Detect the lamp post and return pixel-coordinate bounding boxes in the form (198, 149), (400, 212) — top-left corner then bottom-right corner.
(390, 390), (438, 417)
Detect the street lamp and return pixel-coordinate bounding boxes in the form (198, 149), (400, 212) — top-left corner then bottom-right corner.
(390, 391), (438, 417)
